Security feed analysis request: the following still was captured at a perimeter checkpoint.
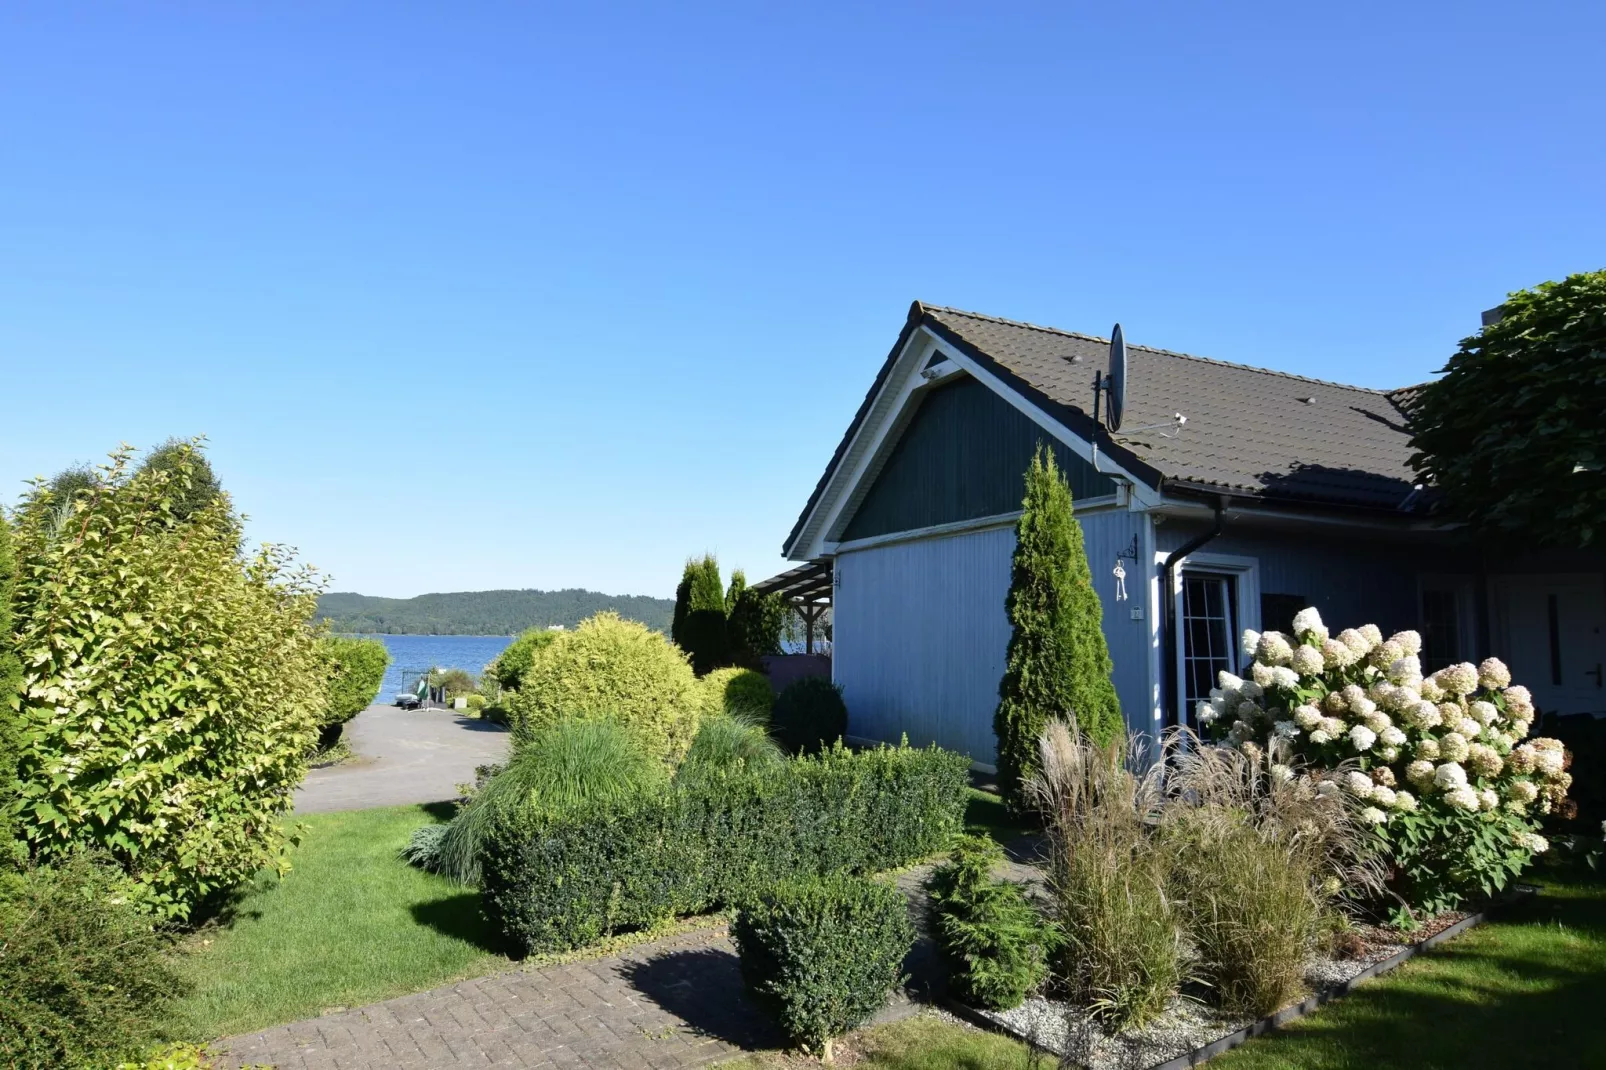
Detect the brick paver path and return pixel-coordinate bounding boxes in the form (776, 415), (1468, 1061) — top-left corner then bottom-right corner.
(215, 843), (1047, 1070)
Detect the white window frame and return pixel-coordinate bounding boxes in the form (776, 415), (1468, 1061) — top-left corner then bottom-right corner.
(1157, 550), (1261, 726)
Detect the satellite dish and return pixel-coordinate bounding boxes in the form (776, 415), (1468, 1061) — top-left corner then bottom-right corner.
(1107, 323), (1127, 432)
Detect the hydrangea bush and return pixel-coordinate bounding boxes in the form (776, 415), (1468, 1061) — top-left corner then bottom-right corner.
(1199, 607), (1572, 914)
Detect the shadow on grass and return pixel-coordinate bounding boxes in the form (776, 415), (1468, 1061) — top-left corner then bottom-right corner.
(420, 800), (459, 823)
(619, 948), (784, 1049)
(409, 892), (505, 955)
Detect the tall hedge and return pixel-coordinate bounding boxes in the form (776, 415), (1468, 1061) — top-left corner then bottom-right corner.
(681, 554), (731, 675)
(670, 564), (694, 650)
(507, 612), (701, 762)
(480, 741), (969, 955)
(7, 445), (329, 919)
(994, 447), (1121, 809)
(728, 583), (786, 669)
(0, 514), (22, 867)
(319, 635), (390, 726)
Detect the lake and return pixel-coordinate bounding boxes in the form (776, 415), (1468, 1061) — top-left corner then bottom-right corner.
(358, 633), (515, 700)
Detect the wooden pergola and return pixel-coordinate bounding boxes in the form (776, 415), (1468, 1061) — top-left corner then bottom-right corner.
(751, 561), (833, 655)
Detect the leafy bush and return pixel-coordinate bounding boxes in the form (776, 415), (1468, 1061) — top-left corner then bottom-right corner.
(480, 741), (969, 955)
(465, 693), (487, 711)
(0, 854), (185, 1068)
(727, 573), (786, 668)
(1208, 607), (1571, 913)
(677, 715), (784, 784)
(680, 554), (731, 676)
(136, 436), (223, 521)
(485, 627), (560, 693)
(927, 835), (1056, 1010)
(431, 666), (478, 700)
(433, 718), (667, 884)
(698, 666), (774, 722)
(508, 612), (702, 762)
(733, 874), (914, 1057)
(319, 635), (390, 728)
(0, 514), (23, 865)
(1028, 722), (1184, 1030)
(995, 447), (1123, 811)
(771, 676), (848, 755)
(8, 445), (329, 919)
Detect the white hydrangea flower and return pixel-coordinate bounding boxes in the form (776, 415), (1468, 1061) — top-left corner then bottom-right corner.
(1387, 655), (1422, 686)
(1510, 717), (1532, 741)
(1320, 717), (1346, 737)
(1363, 711), (1392, 735)
(1291, 644), (1326, 676)
(1392, 789), (1418, 811)
(1391, 630), (1423, 656)
(1349, 724), (1377, 751)
(1369, 639), (1406, 670)
(1380, 725), (1407, 747)
(1345, 770), (1375, 797)
(1270, 666), (1299, 690)
(1444, 786), (1480, 811)
(1419, 676), (1446, 702)
(1437, 662), (1479, 696)
(1378, 745), (1400, 762)
(1218, 670), (1245, 692)
(1240, 629), (1261, 659)
(1237, 700), (1263, 721)
(1338, 628), (1373, 656)
(1270, 763), (1294, 783)
(1309, 729), (1332, 745)
(1469, 700), (1499, 726)
(1508, 743), (1538, 774)
(1440, 732), (1470, 762)
(1479, 657), (1512, 690)
(1358, 624), (1383, 645)
(1415, 737), (1441, 761)
(1321, 637), (1355, 669)
(1478, 788), (1500, 812)
(1256, 632), (1295, 666)
(1433, 762), (1469, 791)
(1293, 704), (1323, 730)
(1509, 779), (1539, 804)
(1457, 716), (1485, 740)
(1239, 680), (1265, 700)
(1381, 685), (1419, 715)
(1348, 694), (1378, 719)
(1405, 760), (1436, 787)
(1272, 720), (1298, 739)
(1518, 832), (1549, 854)
(1323, 690), (1350, 715)
(1292, 607), (1327, 640)
(1360, 806), (1387, 825)
(1406, 701), (1442, 731)
(1370, 785), (1397, 808)
(1251, 662), (1277, 688)
(1534, 746), (1565, 777)
(1197, 700), (1220, 725)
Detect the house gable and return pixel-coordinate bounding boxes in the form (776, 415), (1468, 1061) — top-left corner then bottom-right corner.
(836, 374), (1117, 542)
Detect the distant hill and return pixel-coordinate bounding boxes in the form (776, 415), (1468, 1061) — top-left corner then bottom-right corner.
(316, 588), (674, 636)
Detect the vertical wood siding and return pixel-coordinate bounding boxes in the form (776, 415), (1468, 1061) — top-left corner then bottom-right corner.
(833, 507), (1155, 766)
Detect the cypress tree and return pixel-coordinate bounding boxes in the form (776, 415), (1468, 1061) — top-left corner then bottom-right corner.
(670, 561), (695, 649)
(993, 446), (1122, 810)
(683, 554), (731, 675)
(726, 569), (747, 615)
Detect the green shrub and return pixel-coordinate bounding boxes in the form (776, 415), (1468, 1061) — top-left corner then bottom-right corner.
(319, 635), (390, 727)
(927, 836), (1056, 1010)
(8, 445), (329, 919)
(681, 554), (731, 676)
(434, 718), (667, 884)
(771, 676), (848, 755)
(136, 437), (223, 522)
(994, 447), (1122, 810)
(486, 627), (560, 693)
(480, 741), (969, 955)
(402, 823), (449, 872)
(732, 874), (914, 1057)
(465, 693), (487, 711)
(698, 666), (774, 722)
(677, 715), (784, 784)
(0, 854), (185, 1068)
(727, 577), (786, 668)
(0, 514), (23, 866)
(508, 612), (701, 762)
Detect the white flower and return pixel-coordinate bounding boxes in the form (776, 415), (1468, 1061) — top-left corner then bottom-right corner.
(1478, 789), (1500, 812)
(1338, 628), (1374, 656)
(1371, 785), (1398, 808)
(1369, 639), (1406, 670)
(1309, 730), (1332, 745)
(1273, 720), (1299, 739)
(1363, 711), (1392, 735)
(1419, 676), (1446, 702)
(1445, 786), (1480, 811)
(1380, 725), (1407, 747)
(1240, 629), (1261, 659)
(1509, 779), (1539, 804)
(1197, 700), (1221, 725)
(1349, 724), (1377, 751)
(1518, 832), (1549, 854)
(1270, 666), (1299, 690)
(1392, 789), (1418, 811)
(1291, 645), (1326, 675)
(1251, 662), (1277, 688)
(1437, 662), (1479, 696)
(1256, 632), (1295, 666)
(1533, 739), (1566, 776)
(1415, 737), (1441, 761)
(1440, 733), (1470, 762)
(1239, 680), (1265, 700)
(1404, 701), (1442, 730)
(1294, 704), (1323, 730)
(1348, 694), (1378, 719)
(1322, 638), (1355, 668)
(1388, 655), (1422, 686)
(1270, 763), (1294, 783)
(1479, 657), (1512, 690)
(1433, 762), (1469, 791)
(1292, 607), (1327, 640)
(1391, 630), (1423, 656)
(1469, 701), (1499, 726)
(1218, 671), (1244, 692)
(1510, 717), (1532, 740)
(1346, 770), (1375, 797)
(1359, 624), (1383, 645)
(1237, 700), (1263, 721)
(1378, 745), (1400, 762)
(1361, 806), (1388, 825)
(1320, 717), (1346, 737)
(1405, 760), (1436, 786)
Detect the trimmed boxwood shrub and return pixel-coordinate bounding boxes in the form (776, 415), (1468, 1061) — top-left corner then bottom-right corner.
(479, 741), (969, 956)
(771, 676), (848, 755)
(317, 635), (390, 748)
(732, 874), (913, 1057)
(508, 613), (701, 762)
(698, 666), (774, 722)
(926, 835), (1056, 1010)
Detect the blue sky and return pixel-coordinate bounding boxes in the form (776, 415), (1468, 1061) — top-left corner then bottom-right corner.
(3, 3), (1602, 600)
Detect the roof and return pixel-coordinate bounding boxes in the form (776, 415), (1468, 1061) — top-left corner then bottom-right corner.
(786, 303), (1425, 554)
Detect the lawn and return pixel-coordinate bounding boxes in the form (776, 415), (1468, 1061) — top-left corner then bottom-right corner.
(734, 870), (1606, 1070)
(172, 803), (507, 1040)
(963, 788), (1036, 847)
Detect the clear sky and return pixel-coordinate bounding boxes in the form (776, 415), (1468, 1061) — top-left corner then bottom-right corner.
(3, 3), (1602, 600)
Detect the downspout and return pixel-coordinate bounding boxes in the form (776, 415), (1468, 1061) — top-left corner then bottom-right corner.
(1160, 496), (1228, 727)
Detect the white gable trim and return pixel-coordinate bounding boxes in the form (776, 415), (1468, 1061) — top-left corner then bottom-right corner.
(787, 325), (1161, 561)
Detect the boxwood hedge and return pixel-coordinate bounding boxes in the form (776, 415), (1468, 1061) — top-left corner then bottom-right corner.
(480, 741), (969, 956)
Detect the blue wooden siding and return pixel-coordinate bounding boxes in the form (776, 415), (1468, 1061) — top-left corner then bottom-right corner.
(839, 376), (1115, 542)
(832, 508), (1155, 767)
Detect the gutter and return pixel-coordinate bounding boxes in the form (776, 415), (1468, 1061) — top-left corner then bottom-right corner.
(1160, 495), (1227, 727)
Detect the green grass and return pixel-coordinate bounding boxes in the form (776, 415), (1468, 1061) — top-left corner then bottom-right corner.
(172, 804), (508, 1040)
(964, 788), (1036, 847)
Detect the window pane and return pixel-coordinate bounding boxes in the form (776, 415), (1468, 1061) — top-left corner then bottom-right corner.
(1182, 573), (1235, 724)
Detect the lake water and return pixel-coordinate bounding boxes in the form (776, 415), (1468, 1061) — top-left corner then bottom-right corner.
(359, 634), (515, 700)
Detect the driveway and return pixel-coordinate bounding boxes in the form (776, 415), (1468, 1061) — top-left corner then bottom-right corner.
(295, 704), (511, 813)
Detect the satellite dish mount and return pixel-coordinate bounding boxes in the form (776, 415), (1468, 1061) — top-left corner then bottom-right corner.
(1092, 323), (1127, 432)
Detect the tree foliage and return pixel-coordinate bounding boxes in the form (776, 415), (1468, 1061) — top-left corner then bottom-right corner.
(994, 447), (1122, 809)
(728, 583), (786, 668)
(7, 445), (329, 918)
(136, 436), (222, 521)
(316, 587), (673, 635)
(670, 564), (693, 649)
(1406, 268), (1606, 547)
(318, 635), (390, 726)
(0, 514), (22, 866)
(485, 626), (561, 694)
(681, 554), (730, 676)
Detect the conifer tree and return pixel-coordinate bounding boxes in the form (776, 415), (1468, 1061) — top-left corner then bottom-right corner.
(0, 513), (22, 864)
(670, 562), (695, 649)
(683, 554), (731, 675)
(993, 446), (1122, 809)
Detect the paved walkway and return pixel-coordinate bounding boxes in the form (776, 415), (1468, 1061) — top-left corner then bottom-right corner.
(296, 704), (511, 814)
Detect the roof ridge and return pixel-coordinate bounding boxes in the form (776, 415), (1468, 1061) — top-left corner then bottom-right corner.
(921, 303), (1395, 396)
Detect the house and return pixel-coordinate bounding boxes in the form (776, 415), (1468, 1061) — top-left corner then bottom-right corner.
(776, 302), (1606, 768)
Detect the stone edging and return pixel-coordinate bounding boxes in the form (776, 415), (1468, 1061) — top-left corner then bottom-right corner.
(944, 885), (1537, 1070)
